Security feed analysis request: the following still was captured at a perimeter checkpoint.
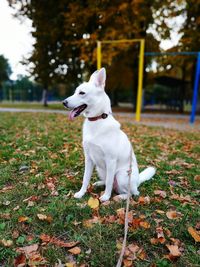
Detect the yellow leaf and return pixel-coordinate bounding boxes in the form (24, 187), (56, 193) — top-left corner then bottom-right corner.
(87, 197), (99, 209)
(188, 226), (200, 242)
(139, 221), (150, 229)
(68, 246), (81, 255)
(65, 263), (76, 267)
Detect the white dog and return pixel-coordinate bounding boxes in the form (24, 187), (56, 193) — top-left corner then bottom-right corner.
(63, 68), (156, 202)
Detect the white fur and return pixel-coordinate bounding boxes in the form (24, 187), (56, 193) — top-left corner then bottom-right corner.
(63, 68), (156, 201)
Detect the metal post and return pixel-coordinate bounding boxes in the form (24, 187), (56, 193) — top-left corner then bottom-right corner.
(97, 41), (102, 70)
(136, 39), (145, 122)
(190, 52), (200, 123)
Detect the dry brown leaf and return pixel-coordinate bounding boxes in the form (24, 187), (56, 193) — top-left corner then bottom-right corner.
(17, 244), (38, 255)
(132, 218), (142, 229)
(0, 239), (13, 247)
(12, 230), (19, 239)
(0, 185), (14, 193)
(14, 254), (26, 267)
(194, 175), (200, 182)
(68, 246), (81, 255)
(138, 249), (147, 260)
(123, 259), (133, 267)
(18, 216), (29, 223)
(83, 216), (102, 228)
(138, 196), (150, 204)
(154, 190), (167, 198)
(188, 226), (200, 242)
(166, 244), (181, 257)
(166, 210), (182, 220)
(0, 213), (11, 219)
(40, 234), (79, 248)
(37, 214), (53, 223)
(87, 197), (99, 209)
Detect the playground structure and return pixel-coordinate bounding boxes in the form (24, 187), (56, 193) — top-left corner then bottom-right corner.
(96, 40), (200, 124)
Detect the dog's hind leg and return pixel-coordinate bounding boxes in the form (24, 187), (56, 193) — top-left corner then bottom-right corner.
(93, 167), (106, 187)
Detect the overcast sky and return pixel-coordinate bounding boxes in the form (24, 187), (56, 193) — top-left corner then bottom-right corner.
(0, 0), (184, 80)
(0, 0), (34, 80)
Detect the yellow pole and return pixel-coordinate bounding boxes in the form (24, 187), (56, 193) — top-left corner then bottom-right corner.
(97, 41), (102, 70)
(136, 39), (145, 122)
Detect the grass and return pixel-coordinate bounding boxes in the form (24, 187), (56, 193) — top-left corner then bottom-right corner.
(0, 101), (63, 110)
(0, 112), (199, 267)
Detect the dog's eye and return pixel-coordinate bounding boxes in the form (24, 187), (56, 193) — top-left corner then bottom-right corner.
(79, 91), (85, 95)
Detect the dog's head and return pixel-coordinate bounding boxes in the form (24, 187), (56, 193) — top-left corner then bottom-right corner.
(63, 68), (111, 120)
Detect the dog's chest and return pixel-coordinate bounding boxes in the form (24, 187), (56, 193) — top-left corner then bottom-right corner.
(83, 136), (105, 165)
(83, 124), (106, 167)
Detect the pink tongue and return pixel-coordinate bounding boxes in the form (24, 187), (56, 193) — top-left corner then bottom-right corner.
(69, 109), (77, 121)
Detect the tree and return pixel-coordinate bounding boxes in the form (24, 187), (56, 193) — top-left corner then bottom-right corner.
(0, 55), (12, 100)
(8, 0), (182, 107)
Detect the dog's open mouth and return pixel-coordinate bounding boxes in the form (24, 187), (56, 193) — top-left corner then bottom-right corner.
(69, 104), (87, 120)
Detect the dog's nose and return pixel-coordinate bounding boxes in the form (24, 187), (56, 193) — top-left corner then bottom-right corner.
(62, 100), (68, 107)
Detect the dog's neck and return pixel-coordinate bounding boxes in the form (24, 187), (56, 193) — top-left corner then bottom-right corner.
(83, 92), (112, 118)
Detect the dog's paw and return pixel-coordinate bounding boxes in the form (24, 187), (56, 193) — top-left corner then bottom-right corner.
(99, 194), (110, 202)
(74, 191), (85, 199)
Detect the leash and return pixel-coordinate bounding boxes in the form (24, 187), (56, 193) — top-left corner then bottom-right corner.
(116, 145), (133, 267)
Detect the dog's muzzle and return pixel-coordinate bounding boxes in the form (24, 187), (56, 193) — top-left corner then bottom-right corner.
(62, 100), (68, 108)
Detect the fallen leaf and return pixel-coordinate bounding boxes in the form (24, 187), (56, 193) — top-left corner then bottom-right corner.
(139, 221), (150, 229)
(132, 218), (142, 228)
(138, 249), (147, 260)
(68, 246), (81, 255)
(188, 226), (200, 242)
(0, 213), (11, 219)
(65, 263), (76, 267)
(17, 244), (39, 255)
(37, 214), (53, 223)
(12, 230), (19, 239)
(123, 259), (133, 267)
(194, 175), (200, 182)
(0, 239), (13, 247)
(138, 196), (150, 204)
(154, 190), (167, 198)
(40, 234), (79, 248)
(166, 210), (182, 220)
(0, 185), (14, 193)
(87, 197), (99, 209)
(18, 216), (29, 223)
(14, 254), (26, 267)
(83, 216), (102, 228)
(155, 209), (165, 215)
(166, 244), (181, 257)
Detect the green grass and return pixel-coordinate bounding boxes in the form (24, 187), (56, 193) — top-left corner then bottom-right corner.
(0, 101), (63, 110)
(0, 112), (199, 266)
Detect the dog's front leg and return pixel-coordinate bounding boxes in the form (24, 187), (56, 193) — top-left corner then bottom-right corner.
(99, 159), (116, 202)
(74, 155), (94, 199)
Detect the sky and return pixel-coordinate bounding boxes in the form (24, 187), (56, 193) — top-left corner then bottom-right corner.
(0, 0), (34, 80)
(0, 0), (184, 81)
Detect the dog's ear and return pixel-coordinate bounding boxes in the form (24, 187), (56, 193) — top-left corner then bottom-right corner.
(89, 68), (106, 88)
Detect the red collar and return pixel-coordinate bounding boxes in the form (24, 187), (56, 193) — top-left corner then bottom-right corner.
(88, 113), (108, 121)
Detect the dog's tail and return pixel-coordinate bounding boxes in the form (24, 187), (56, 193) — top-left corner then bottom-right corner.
(138, 167), (156, 186)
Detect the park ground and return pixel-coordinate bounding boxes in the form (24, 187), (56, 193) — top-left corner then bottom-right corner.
(0, 111), (200, 266)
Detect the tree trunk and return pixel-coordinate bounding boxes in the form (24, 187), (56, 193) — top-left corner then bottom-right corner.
(42, 88), (48, 106)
